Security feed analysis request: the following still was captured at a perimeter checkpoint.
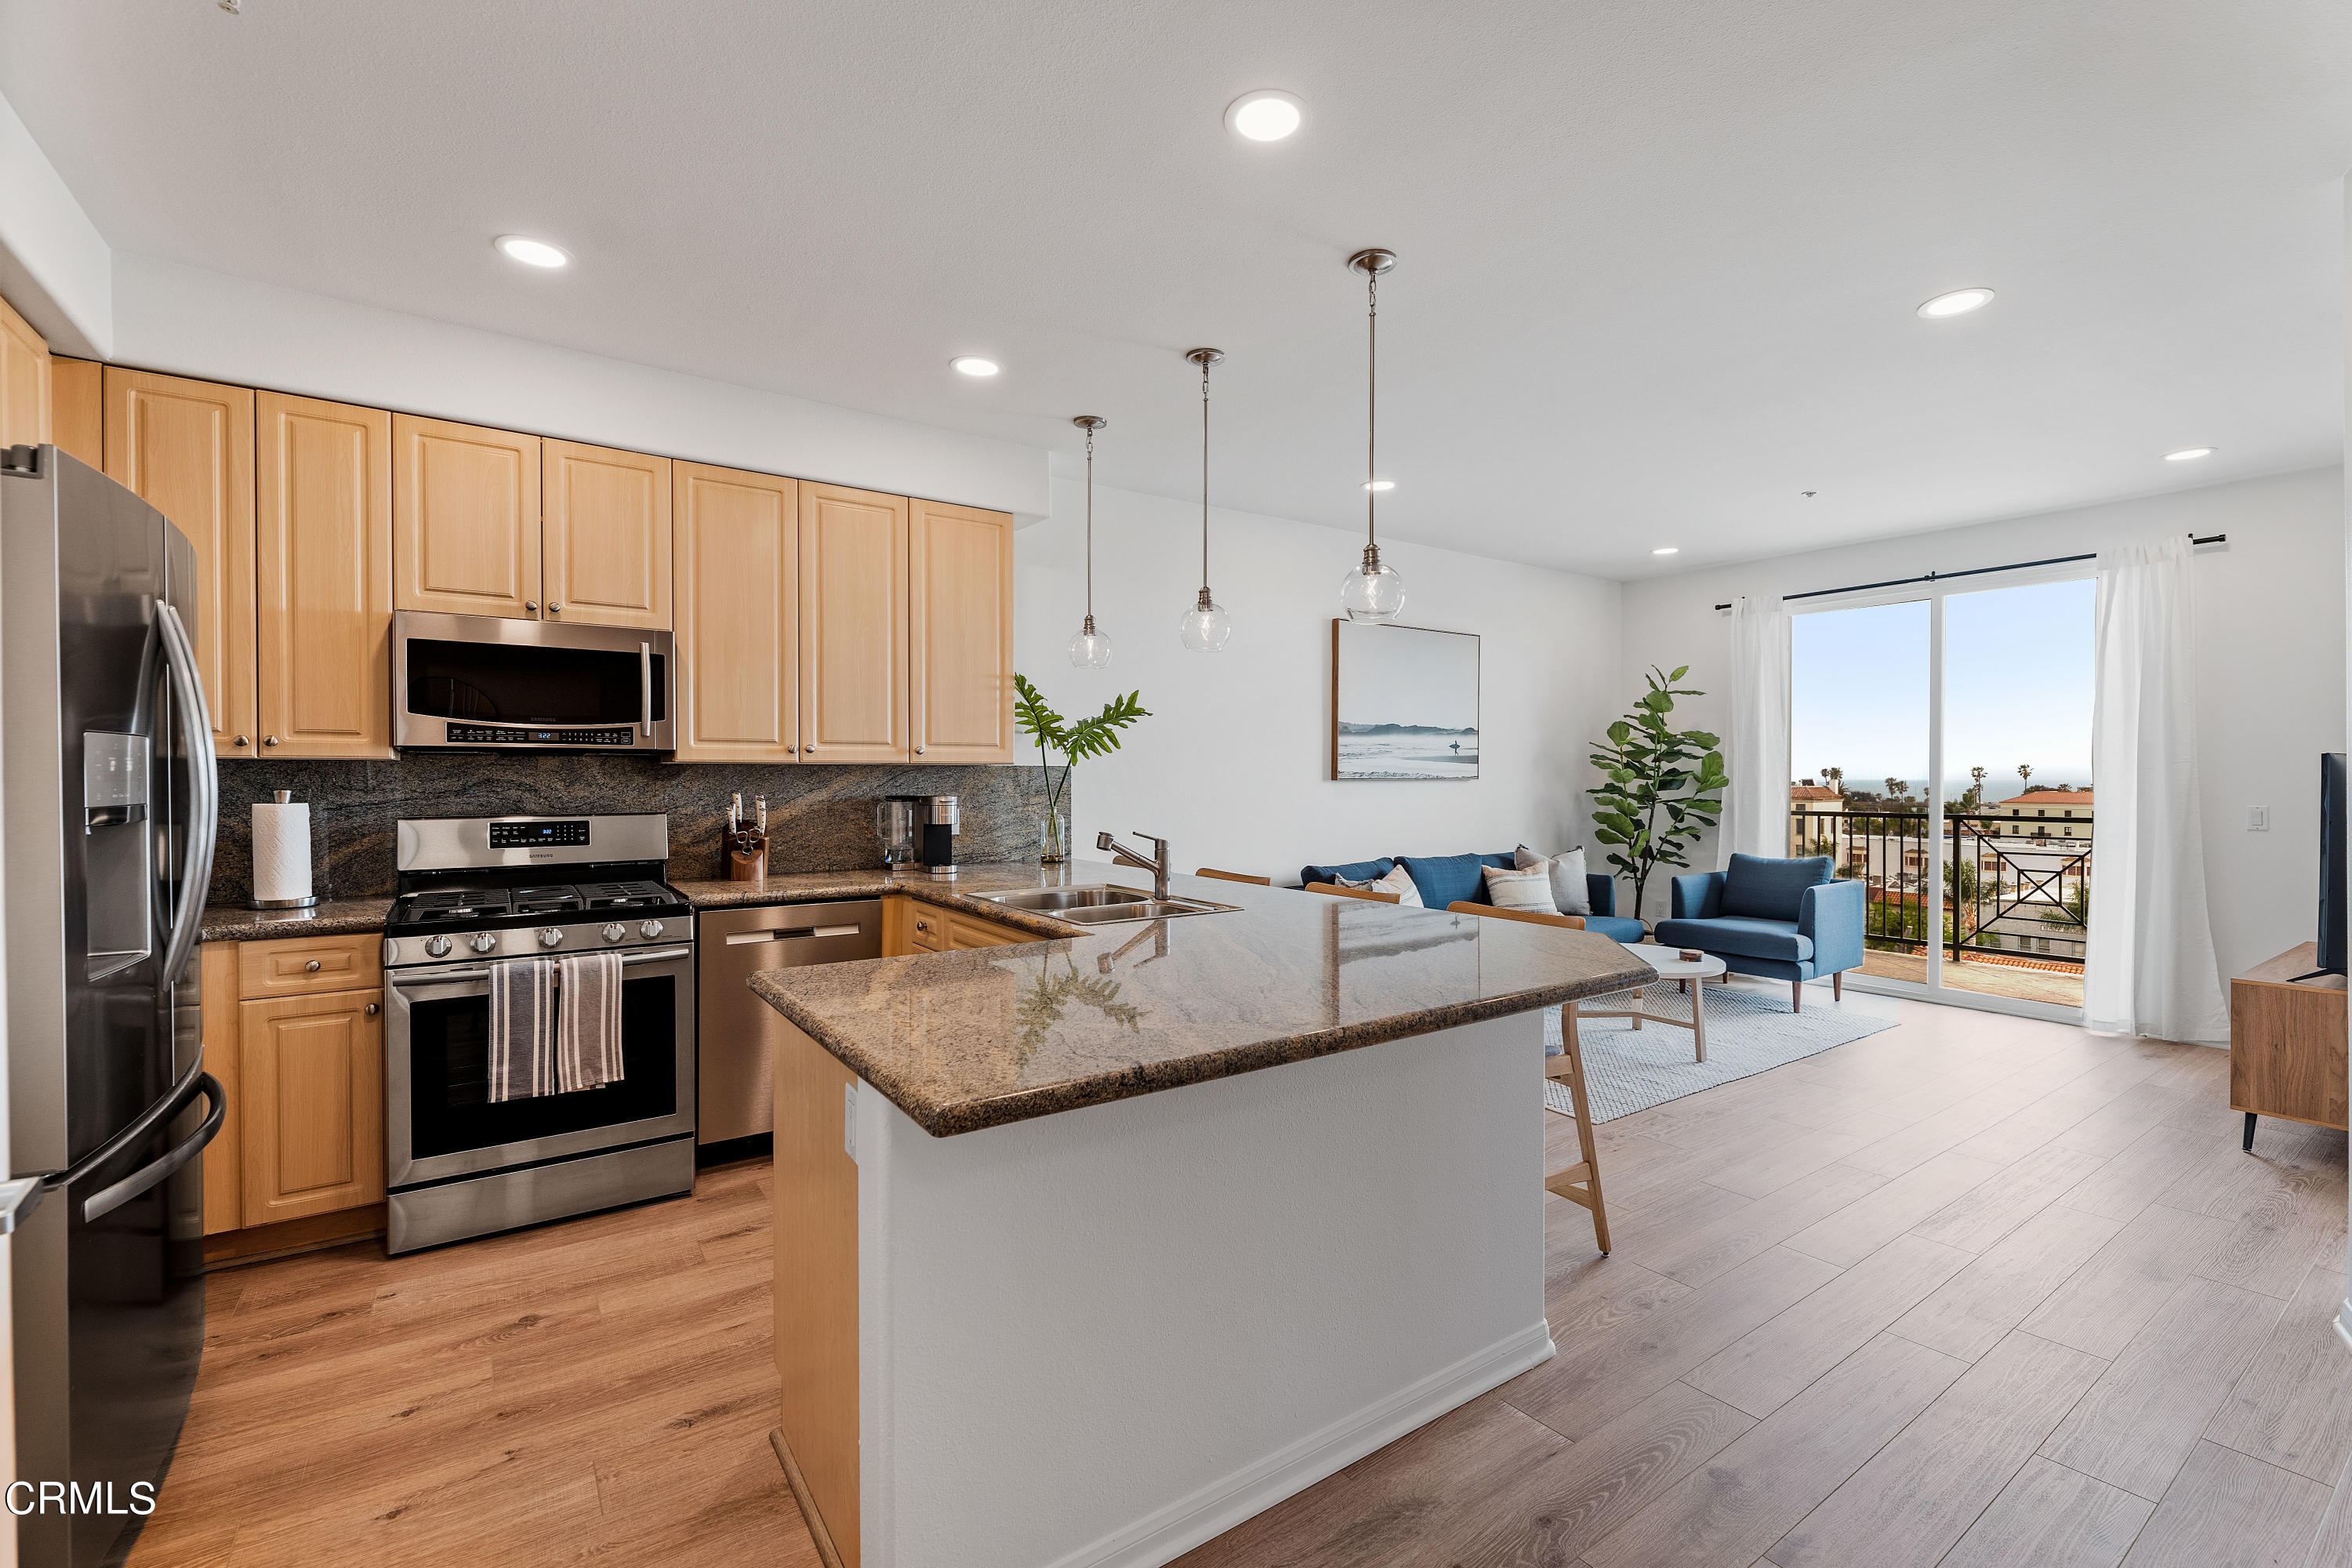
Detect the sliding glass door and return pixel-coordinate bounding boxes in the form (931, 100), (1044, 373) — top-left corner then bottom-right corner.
(1789, 574), (2095, 1018)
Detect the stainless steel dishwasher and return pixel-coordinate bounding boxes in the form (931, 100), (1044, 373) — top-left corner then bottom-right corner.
(697, 898), (883, 1142)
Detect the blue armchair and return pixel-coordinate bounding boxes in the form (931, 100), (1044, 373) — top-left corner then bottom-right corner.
(1651, 854), (1866, 1012)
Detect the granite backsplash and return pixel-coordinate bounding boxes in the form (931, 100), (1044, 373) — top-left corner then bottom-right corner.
(208, 754), (1056, 905)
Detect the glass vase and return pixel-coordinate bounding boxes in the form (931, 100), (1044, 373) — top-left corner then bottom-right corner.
(1040, 806), (1072, 864)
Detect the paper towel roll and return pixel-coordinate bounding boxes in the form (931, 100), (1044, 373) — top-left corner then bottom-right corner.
(251, 797), (314, 906)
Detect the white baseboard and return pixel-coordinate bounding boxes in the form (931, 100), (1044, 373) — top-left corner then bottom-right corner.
(1038, 1319), (1559, 1568)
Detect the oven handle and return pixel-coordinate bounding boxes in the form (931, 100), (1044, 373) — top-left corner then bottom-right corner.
(388, 946), (694, 988)
(640, 642), (653, 739)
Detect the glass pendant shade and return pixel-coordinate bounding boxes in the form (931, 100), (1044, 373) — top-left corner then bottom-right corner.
(1177, 589), (1233, 653)
(1340, 546), (1406, 621)
(1067, 614), (1115, 668)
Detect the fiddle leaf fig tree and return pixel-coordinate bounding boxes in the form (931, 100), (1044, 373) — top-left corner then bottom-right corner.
(1588, 664), (1730, 924)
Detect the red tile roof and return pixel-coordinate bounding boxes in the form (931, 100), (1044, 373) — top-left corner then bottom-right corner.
(2006, 789), (2093, 804)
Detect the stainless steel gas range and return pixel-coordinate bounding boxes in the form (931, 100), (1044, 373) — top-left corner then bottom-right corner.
(381, 814), (695, 1253)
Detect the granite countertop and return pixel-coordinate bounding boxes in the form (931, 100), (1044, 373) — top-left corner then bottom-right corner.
(671, 866), (1086, 938)
(199, 897), (397, 944)
(746, 865), (1655, 1138)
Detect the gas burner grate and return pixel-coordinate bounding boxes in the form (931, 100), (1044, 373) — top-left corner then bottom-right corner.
(510, 885), (585, 916)
(395, 887), (512, 921)
(578, 880), (675, 910)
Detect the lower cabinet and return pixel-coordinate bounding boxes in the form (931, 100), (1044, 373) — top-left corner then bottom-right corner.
(201, 937), (387, 1242)
(880, 895), (1029, 955)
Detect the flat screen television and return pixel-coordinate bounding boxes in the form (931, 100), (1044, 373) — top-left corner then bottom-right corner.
(2321, 753), (2347, 977)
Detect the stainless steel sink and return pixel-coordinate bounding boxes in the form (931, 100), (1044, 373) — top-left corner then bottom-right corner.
(978, 885), (1156, 911)
(973, 886), (1239, 924)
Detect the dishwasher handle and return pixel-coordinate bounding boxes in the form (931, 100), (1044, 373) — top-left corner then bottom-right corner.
(723, 924), (862, 945)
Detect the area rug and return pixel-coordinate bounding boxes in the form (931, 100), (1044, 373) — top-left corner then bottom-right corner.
(1541, 978), (1897, 1122)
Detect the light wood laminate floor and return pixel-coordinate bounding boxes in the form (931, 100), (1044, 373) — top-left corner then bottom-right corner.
(129, 1003), (2350, 1567)
(1178, 998), (2352, 1568)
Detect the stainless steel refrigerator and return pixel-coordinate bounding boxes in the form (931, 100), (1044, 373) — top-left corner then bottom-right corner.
(2, 444), (223, 1567)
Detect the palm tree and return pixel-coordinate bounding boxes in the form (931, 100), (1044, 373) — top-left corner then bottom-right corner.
(1969, 765), (1987, 811)
(2017, 762), (2034, 792)
(1885, 776), (1909, 800)
(1823, 766), (1844, 795)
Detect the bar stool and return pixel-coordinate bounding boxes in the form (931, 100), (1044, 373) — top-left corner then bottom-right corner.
(1195, 867), (1272, 886)
(1304, 881), (1399, 904)
(1446, 900), (1611, 1256)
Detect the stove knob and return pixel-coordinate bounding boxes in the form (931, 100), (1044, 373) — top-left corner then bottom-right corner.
(639, 919), (665, 940)
(538, 927), (564, 949)
(469, 933), (498, 954)
(423, 935), (453, 959)
(601, 922), (627, 944)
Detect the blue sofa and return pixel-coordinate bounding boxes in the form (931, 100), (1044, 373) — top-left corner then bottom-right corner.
(1298, 851), (1646, 944)
(1652, 853), (1867, 1012)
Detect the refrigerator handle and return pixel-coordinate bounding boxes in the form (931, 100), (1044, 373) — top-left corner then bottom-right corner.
(154, 602), (219, 993)
(80, 1073), (224, 1225)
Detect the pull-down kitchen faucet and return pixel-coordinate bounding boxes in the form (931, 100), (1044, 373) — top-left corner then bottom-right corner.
(1096, 831), (1171, 900)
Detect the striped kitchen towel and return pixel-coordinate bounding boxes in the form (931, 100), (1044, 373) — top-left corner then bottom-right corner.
(555, 950), (625, 1094)
(487, 957), (558, 1102)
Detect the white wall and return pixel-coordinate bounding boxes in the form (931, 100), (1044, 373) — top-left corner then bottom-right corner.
(0, 86), (109, 358)
(106, 253), (1047, 519)
(1013, 475), (1622, 886)
(1618, 466), (2347, 982)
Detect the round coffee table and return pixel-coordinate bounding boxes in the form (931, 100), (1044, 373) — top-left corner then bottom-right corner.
(1574, 943), (1728, 1062)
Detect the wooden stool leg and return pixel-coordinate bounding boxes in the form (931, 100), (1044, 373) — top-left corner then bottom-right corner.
(1833, 971), (1843, 1002)
(1542, 1005), (1611, 1256)
(1691, 974), (1708, 1064)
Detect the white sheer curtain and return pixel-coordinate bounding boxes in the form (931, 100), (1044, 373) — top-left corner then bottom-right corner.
(1722, 595), (1793, 869)
(2084, 538), (2228, 1043)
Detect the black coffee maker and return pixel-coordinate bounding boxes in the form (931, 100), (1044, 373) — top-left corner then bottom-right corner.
(901, 794), (956, 878)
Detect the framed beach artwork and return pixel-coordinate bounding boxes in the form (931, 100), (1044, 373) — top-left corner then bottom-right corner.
(1330, 620), (1481, 781)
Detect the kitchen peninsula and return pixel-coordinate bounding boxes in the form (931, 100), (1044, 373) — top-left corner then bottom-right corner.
(746, 866), (1650, 1568)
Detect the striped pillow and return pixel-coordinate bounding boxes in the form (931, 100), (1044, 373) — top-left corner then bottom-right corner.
(1481, 864), (1559, 913)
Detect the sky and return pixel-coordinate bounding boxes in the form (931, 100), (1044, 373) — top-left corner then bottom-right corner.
(1790, 577), (2095, 799)
(1335, 622), (1481, 729)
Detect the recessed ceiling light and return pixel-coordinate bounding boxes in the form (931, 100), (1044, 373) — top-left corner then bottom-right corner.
(1652, 546), (1679, 556)
(2164, 446), (2216, 462)
(1917, 287), (1994, 319)
(494, 235), (570, 269)
(950, 356), (1001, 378)
(1363, 479), (1395, 492)
(1225, 90), (1303, 142)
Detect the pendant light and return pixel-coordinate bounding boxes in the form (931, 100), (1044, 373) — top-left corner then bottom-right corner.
(1066, 415), (1114, 667)
(1177, 347), (1233, 652)
(1339, 248), (1406, 621)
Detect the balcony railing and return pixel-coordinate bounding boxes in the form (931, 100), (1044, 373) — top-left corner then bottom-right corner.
(1788, 806), (2089, 972)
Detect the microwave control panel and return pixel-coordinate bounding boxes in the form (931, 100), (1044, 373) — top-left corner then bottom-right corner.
(445, 723), (635, 747)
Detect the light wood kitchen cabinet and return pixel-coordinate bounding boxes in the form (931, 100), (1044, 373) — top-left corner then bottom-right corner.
(0, 292), (49, 448)
(544, 439), (672, 629)
(909, 499), (1016, 764)
(673, 462), (799, 761)
(946, 911), (1027, 949)
(200, 944), (244, 1237)
(49, 356), (102, 467)
(237, 985), (387, 1229)
(799, 483), (909, 764)
(256, 393), (395, 759)
(392, 414), (542, 619)
(103, 368), (259, 760)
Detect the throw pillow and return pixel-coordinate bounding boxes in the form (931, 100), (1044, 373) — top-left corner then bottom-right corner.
(1515, 844), (1592, 915)
(1481, 864), (1559, 914)
(1337, 866), (1423, 906)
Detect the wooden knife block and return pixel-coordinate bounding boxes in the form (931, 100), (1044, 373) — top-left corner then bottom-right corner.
(727, 829), (769, 882)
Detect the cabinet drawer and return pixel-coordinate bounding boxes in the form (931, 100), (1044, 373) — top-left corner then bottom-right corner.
(908, 909), (948, 951)
(947, 913), (1026, 949)
(237, 933), (383, 1000)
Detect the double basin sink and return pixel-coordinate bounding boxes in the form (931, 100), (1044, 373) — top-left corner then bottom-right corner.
(973, 884), (1239, 926)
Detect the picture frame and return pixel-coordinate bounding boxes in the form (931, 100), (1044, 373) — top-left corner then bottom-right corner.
(1330, 620), (1481, 782)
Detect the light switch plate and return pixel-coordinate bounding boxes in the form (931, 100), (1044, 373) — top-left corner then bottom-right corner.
(2249, 805), (2270, 831)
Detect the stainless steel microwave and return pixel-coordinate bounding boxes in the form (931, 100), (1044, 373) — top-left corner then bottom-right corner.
(392, 611), (674, 751)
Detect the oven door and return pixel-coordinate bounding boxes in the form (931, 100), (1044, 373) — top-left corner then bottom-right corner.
(393, 610), (674, 751)
(386, 946), (695, 1187)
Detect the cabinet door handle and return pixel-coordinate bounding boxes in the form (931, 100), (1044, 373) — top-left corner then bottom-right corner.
(263, 735), (280, 747)
(525, 601), (539, 612)
(303, 960), (321, 972)
(914, 920), (930, 931)
(365, 1002), (379, 1018)
(549, 602), (564, 614)
(806, 742), (818, 753)
(232, 735), (250, 748)
(915, 745), (925, 755)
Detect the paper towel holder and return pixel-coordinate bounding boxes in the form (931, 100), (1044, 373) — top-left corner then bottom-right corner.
(249, 788), (321, 910)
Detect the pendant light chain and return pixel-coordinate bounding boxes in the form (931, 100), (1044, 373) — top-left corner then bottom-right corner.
(1340, 247), (1405, 620)
(1067, 414), (1112, 666)
(1200, 350), (1212, 594)
(1367, 267), (1377, 555)
(1084, 421), (1096, 630)
(1177, 347), (1232, 651)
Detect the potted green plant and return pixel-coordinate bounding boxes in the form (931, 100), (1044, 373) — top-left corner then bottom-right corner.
(1588, 664), (1729, 926)
(1014, 673), (1150, 863)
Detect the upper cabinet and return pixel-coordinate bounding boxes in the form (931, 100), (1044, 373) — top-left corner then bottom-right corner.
(0, 293), (50, 448)
(392, 416), (542, 620)
(799, 484), (909, 764)
(909, 499), (1016, 764)
(103, 368), (260, 759)
(544, 439), (672, 629)
(673, 463), (798, 762)
(390, 419), (670, 630)
(256, 393), (394, 759)
(49, 358), (102, 467)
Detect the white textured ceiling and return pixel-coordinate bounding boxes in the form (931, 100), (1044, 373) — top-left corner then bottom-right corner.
(2, 0), (2347, 578)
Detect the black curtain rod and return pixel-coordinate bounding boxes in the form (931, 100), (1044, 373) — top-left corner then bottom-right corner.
(1711, 532), (2227, 612)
